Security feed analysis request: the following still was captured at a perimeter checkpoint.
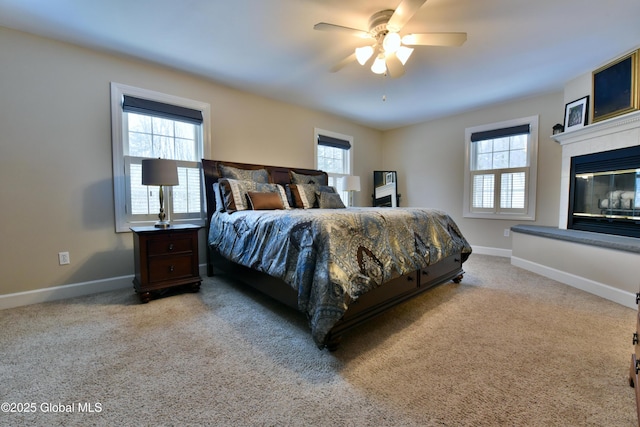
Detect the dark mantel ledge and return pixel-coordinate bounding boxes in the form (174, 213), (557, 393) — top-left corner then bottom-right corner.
(511, 225), (640, 254)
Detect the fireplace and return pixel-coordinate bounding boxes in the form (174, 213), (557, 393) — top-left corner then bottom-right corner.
(569, 145), (640, 237)
(556, 110), (640, 236)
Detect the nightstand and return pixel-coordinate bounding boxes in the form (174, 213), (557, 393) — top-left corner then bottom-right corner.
(131, 224), (202, 303)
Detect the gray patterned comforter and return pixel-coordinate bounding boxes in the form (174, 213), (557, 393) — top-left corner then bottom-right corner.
(208, 207), (472, 347)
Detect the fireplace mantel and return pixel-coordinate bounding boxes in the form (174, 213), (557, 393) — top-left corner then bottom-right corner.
(552, 109), (640, 146)
(551, 110), (640, 229)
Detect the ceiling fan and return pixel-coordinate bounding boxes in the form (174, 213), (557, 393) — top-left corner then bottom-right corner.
(313, 0), (467, 78)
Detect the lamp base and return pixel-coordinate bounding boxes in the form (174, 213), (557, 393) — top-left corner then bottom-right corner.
(154, 221), (171, 229)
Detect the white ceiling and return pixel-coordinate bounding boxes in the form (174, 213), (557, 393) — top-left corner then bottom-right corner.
(1, 0), (639, 130)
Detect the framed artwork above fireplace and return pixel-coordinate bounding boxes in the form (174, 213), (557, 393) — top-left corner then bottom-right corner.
(592, 49), (639, 123)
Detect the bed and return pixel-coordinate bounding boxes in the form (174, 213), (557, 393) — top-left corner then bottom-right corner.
(202, 159), (472, 350)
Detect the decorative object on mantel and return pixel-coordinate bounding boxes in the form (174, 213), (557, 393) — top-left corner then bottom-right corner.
(552, 123), (565, 135)
(592, 49), (639, 123)
(141, 158), (179, 228)
(564, 96), (589, 131)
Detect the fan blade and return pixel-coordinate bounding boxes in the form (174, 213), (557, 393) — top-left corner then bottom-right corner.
(387, 0), (427, 33)
(402, 32), (467, 47)
(313, 22), (371, 39)
(330, 52), (357, 73)
(386, 53), (405, 78)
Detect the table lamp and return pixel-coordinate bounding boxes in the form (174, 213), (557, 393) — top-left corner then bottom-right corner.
(142, 158), (179, 228)
(343, 175), (361, 207)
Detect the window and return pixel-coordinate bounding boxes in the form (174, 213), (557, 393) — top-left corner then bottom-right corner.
(463, 116), (538, 220)
(111, 83), (211, 232)
(314, 128), (353, 205)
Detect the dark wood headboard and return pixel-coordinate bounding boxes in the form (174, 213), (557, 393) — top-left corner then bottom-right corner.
(201, 159), (328, 224)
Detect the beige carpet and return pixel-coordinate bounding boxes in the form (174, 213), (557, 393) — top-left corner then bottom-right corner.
(1, 254), (636, 426)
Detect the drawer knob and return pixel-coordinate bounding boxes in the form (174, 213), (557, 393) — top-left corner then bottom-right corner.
(169, 265), (175, 272)
(422, 270), (429, 276)
(407, 275), (414, 282)
(634, 333), (638, 345)
(636, 359), (640, 375)
(636, 292), (640, 304)
(168, 243), (174, 251)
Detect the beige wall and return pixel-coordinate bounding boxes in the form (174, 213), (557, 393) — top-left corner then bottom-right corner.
(381, 92), (565, 251)
(0, 27), (381, 296)
(0, 24), (573, 299)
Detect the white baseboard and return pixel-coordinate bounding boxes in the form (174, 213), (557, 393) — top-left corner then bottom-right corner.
(0, 275), (133, 310)
(0, 264), (209, 311)
(471, 245), (512, 258)
(511, 256), (635, 309)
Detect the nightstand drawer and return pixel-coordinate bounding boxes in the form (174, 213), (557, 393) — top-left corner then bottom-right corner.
(147, 236), (194, 256)
(148, 254), (194, 282)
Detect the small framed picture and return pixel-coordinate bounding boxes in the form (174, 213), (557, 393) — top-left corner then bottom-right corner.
(385, 172), (394, 184)
(592, 50), (639, 122)
(564, 96), (589, 131)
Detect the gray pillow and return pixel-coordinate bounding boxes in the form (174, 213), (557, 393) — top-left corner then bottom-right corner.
(317, 191), (345, 209)
(290, 170), (328, 186)
(220, 164), (270, 184)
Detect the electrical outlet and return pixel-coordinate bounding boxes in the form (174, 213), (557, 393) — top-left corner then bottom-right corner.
(503, 228), (510, 237)
(58, 251), (70, 265)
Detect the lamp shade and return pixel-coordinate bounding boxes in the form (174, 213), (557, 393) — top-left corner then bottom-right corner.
(355, 45), (374, 65)
(141, 158), (179, 186)
(382, 32), (401, 53)
(343, 175), (361, 192)
(371, 55), (387, 74)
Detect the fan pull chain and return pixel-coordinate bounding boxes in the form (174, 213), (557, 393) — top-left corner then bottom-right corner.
(382, 72), (388, 102)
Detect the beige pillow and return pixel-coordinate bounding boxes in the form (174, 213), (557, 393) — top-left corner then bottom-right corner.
(219, 178), (290, 212)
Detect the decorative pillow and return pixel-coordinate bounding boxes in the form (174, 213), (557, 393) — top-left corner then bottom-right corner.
(290, 170), (328, 186)
(220, 164), (270, 184)
(219, 178), (290, 212)
(317, 191), (346, 209)
(289, 183), (336, 208)
(213, 182), (225, 212)
(247, 191), (284, 210)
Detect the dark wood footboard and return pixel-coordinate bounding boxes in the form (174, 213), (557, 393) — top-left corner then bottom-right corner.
(324, 254), (463, 350)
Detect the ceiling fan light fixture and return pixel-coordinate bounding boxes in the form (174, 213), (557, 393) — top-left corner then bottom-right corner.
(355, 45), (374, 65)
(371, 55), (387, 74)
(396, 46), (414, 65)
(382, 32), (401, 53)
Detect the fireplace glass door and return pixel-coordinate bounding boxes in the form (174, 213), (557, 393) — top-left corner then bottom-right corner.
(573, 169), (640, 220)
(569, 145), (640, 237)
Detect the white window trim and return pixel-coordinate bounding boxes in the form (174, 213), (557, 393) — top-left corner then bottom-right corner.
(463, 115), (538, 220)
(314, 128), (354, 203)
(111, 82), (211, 232)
